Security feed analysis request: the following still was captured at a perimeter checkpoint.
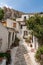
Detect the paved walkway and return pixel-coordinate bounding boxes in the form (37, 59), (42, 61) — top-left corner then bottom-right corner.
(0, 59), (6, 65)
(14, 45), (32, 65)
(21, 39), (40, 65)
(11, 47), (18, 65)
(11, 43), (32, 65)
(11, 40), (40, 65)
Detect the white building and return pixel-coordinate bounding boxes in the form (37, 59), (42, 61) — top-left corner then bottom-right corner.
(0, 19), (18, 52)
(0, 14), (39, 52)
(16, 14), (39, 50)
(16, 14), (29, 40)
(16, 14), (29, 39)
(0, 22), (8, 52)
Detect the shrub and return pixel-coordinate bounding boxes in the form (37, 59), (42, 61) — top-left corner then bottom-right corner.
(35, 46), (43, 62)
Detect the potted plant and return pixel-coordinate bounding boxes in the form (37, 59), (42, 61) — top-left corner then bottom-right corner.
(0, 53), (4, 62)
(0, 57), (3, 62)
(30, 44), (33, 47)
(29, 35), (32, 40)
(0, 52), (11, 64)
(25, 37), (31, 43)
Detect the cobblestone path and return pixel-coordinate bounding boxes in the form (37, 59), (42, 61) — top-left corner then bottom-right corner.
(14, 45), (32, 65)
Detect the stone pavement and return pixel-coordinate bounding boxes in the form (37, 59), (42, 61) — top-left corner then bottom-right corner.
(11, 47), (18, 65)
(14, 45), (32, 65)
(11, 39), (40, 65)
(21, 39), (40, 65)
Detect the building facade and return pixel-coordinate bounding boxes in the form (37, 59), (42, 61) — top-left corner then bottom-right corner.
(0, 19), (18, 52)
(16, 14), (39, 50)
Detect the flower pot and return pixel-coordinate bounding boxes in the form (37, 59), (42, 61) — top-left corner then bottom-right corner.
(6, 50), (11, 53)
(0, 57), (3, 62)
(25, 38), (31, 43)
(29, 37), (32, 40)
(30, 44), (32, 47)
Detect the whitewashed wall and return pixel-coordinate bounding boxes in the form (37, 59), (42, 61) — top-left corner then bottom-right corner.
(33, 36), (38, 49)
(16, 22), (20, 31)
(22, 15), (29, 20)
(0, 23), (8, 52)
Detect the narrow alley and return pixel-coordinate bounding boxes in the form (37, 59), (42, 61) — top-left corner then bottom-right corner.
(11, 39), (32, 65)
(11, 40), (40, 65)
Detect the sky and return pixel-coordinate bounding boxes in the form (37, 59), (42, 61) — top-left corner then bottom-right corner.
(0, 0), (43, 13)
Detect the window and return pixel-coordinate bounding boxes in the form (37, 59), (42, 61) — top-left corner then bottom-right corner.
(24, 16), (26, 22)
(21, 25), (22, 29)
(13, 23), (16, 27)
(24, 31), (28, 36)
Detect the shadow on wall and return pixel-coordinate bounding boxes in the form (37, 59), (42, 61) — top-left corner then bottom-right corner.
(10, 35), (20, 49)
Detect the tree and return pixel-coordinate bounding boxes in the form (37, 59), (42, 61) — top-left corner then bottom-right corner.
(27, 16), (35, 30)
(27, 14), (43, 46)
(0, 8), (4, 20)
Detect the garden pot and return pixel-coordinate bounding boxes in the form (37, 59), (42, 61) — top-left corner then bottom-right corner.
(6, 50), (11, 53)
(29, 36), (32, 40)
(0, 57), (3, 62)
(30, 44), (32, 47)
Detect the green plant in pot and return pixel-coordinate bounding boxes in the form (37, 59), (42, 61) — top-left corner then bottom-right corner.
(25, 38), (31, 43)
(0, 53), (4, 62)
(29, 35), (32, 40)
(0, 52), (11, 63)
(25, 36), (31, 43)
